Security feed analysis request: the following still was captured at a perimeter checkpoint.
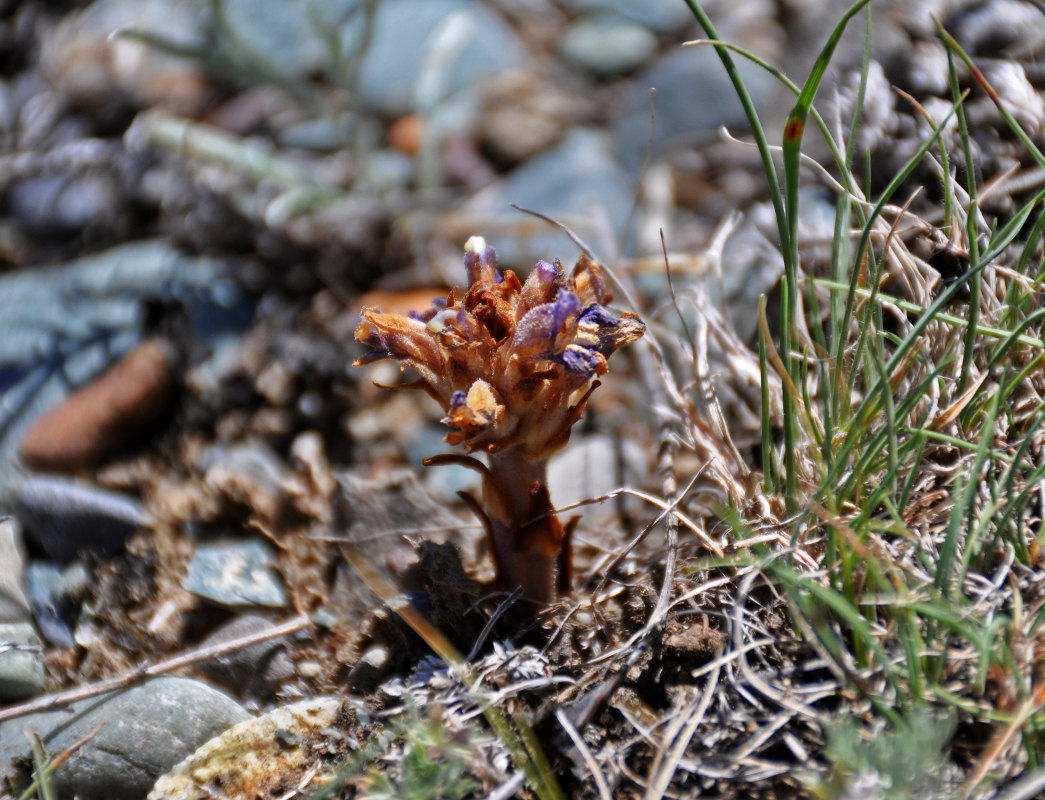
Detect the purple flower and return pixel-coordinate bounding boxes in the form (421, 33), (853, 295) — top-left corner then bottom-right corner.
(354, 236), (645, 602)
(512, 290), (581, 359)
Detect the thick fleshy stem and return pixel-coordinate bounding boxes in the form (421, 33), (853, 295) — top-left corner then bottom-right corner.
(426, 451), (574, 603)
(484, 451), (574, 604)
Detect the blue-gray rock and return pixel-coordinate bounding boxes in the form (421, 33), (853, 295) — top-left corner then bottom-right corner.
(213, 0), (351, 80)
(548, 434), (648, 529)
(24, 561), (80, 648)
(183, 539), (288, 608)
(0, 622), (45, 701)
(614, 46), (774, 170)
(406, 425), (480, 502)
(278, 114), (358, 152)
(9, 174), (120, 235)
(558, 0), (694, 33)
(464, 127), (634, 266)
(197, 614), (296, 701)
(195, 440), (288, 499)
(0, 676), (250, 800)
(0, 240), (251, 495)
(558, 13), (659, 77)
(14, 477), (146, 563)
(340, 0), (527, 117)
(0, 518), (29, 623)
(358, 149), (416, 194)
(42, 0), (208, 112)
(218, 0), (526, 117)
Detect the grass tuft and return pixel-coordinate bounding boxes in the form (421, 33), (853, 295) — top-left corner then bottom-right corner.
(680, 0), (1045, 793)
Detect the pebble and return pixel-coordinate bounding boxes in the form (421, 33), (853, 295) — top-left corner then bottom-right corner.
(0, 622), (46, 701)
(558, 0), (695, 33)
(348, 645), (391, 692)
(0, 676), (250, 800)
(9, 174), (121, 236)
(0, 518), (29, 623)
(196, 439), (288, 500)
(19, 337), (179, 473)
(558, 13), (659, 77)
(14, 476), (147, 563)
(213, 0), (349, 80)
(548, 434), (648, 529)
(148, 697), (343, 800)
(0, 240), (249, 494)
(614, 46), (775, 170)
(340, 0), (528, 118)
(297, 660), (322, 679)
(197, 614), (296, 702)
(182, 539), (288, 608)
(463, 127), (634, 266)
(278, 114), (357, 152)
(358, 148), (416, 193)
(947, 0), (1045, 56)
(406, 424), (481, 502)
(41, 0), (209, 114)
(23, 561), (77, 648)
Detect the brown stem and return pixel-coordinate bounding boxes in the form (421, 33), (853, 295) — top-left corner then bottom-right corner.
(484, 450), (567, 603)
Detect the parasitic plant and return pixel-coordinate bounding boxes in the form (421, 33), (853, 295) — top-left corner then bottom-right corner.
(354, 237), (645, 603)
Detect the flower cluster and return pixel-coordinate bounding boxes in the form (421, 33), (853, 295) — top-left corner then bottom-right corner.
(355, 236), (645, 602)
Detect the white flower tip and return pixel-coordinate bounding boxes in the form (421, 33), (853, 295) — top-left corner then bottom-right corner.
(464, 235), (487, 253)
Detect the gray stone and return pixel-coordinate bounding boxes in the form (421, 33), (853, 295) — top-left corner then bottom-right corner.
(463, 127), (634, 266)
(558, 13), (659, 77)
(24, 561), (75, 648)
(0, 240), (248, 495)
(340, 0), (528, 117)
(406, 425), (481, 502)
(213, 0), (344, 78)
(0, 518), (29, 622)
(197, 614), (296, 701)
(614, 46), (774, 170)
(183, 539), (288, 608)
(14, 476), (146, 563)
(148, 697), (341, 800)
(23, 560), (90, 648)
(359, 149), (415, 193)
(278, 114), (357, 152)
(558, 0), (694, 33)
(548, 434), (648, 529)
(9, 174), (121, 235)
(0, 622), (45, 701)
(0, 676), (250, 800)
(348, 645), (391, 692)
(195, 440), (288, 499)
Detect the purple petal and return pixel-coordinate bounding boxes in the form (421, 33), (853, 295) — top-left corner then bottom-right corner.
(575, 303), (646, 355)
(408, 297), (448, 323)
(516, 259), (562, 320)
(464, 245), (501, 286)
(558, 344), (602, 375)
(512, 290), (580, 356)
(577, 303), (616, 328)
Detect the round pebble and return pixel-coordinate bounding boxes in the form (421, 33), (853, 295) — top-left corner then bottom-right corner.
(558, 13), (659, 77)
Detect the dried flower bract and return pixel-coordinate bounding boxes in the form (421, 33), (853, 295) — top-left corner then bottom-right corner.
(355, 236), (645, 602)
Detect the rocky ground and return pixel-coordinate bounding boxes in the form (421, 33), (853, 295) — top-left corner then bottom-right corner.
(1, 0), (1044, 798)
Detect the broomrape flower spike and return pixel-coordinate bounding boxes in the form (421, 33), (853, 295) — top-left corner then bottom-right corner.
(355, 236), (645, 603)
